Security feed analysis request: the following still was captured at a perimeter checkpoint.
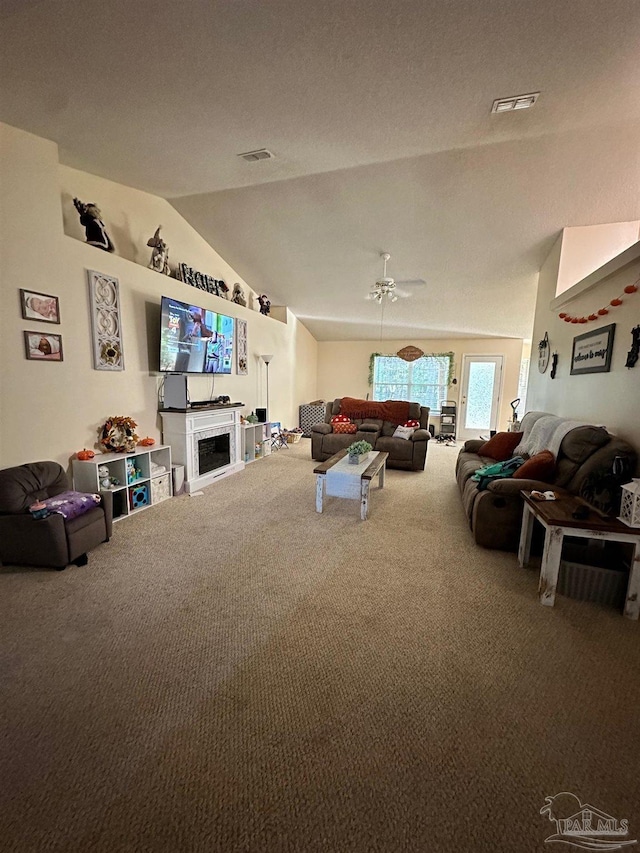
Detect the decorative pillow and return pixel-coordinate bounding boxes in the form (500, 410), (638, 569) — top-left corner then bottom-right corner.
(513, 450), (556, 482)
(478, 431), (523, 461)
(404, 419), (420, 428)
(393, 425), (415, 440)
(40, 490), (101, 520)
(333, 422), (357, 434)
(330, 415), (351, 425)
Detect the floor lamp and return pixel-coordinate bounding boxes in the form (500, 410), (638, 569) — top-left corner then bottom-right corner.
(261, 354), (273, 420)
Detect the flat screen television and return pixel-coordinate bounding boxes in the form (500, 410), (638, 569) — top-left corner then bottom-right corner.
(159, 295), (234, 374)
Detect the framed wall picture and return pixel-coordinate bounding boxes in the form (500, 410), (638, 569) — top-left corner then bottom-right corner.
(571, 323), (616, 375)
(24, 331), (63, 361)
(20, 289), (60, 324)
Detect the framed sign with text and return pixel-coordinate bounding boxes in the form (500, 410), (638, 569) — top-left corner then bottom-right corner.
(571, 323), (616, 375)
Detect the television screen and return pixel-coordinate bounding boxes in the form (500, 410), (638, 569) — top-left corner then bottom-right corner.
(160, 296), (234, 374)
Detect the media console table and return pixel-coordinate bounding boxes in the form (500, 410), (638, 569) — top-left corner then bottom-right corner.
(160, 404), (244, 493)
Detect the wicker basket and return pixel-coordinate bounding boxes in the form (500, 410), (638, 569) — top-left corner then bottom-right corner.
(284, 431), (302, 444)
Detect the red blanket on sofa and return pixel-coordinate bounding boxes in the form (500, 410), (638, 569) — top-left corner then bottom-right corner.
(340, 397), (410, 425)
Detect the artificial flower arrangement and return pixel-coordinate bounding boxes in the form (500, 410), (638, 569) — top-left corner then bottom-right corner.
(347, 439), (372, 463)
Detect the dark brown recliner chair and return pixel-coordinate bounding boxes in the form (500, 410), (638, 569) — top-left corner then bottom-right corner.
(0, 461), (112, 570)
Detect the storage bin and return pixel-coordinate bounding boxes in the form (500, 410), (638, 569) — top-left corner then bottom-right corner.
(558, 541), (629, 608)
(299, 404), (326, 437)
(151, 474), (171, 503)
(557, 561), (627, 608)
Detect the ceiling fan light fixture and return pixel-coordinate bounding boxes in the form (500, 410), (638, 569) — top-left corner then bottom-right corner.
(369, 252), (413, 303)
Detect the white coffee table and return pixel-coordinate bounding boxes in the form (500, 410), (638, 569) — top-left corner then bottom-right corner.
(313, 449), (389, 520)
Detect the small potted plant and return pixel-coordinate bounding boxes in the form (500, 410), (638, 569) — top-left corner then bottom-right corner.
(347, 439), (373, 464)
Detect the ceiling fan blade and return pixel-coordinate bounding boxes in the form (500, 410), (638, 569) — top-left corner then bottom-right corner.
(395, 278), (426, 287)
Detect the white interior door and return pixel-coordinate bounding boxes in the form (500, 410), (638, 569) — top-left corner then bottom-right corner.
(458, 356), (503, 440)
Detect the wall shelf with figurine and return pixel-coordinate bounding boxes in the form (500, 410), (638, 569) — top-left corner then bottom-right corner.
(72, 445), (172, 522)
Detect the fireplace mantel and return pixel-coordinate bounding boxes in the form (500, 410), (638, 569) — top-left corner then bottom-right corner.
(160, 406), (244, 492)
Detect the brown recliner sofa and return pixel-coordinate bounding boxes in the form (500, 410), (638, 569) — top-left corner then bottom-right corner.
(455, 412), (637, 551)
(0, 461), (113, 569)
(311, 398), (430, 471)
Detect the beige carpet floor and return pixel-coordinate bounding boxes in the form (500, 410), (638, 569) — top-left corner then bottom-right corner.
(1, 441), (639, 852)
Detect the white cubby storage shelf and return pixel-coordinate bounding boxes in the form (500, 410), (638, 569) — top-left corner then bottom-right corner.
(72, 445), (172, 522)
(241, 422), (273, 463)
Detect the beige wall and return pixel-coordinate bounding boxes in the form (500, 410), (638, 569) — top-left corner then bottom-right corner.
(527, 235), (640, 453)
(0, 123), (317, 469)
(556, 221), (640, 296)
(316, 337), (524, 432)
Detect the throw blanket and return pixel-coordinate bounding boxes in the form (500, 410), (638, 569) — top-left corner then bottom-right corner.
(515, 415), (588, 459)
(41, 490), (101, 520)
(340, 397), (410, 425)
(472, 456), (525, 490)
(514, 411), (550, 450)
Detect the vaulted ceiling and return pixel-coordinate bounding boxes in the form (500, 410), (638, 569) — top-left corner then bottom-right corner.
(2, 0), (639, 340)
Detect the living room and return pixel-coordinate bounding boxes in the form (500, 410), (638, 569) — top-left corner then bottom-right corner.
(2, 2), (640, 851)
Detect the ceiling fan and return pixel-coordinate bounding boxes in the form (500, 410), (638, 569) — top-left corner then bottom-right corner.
(368, 252), (426, 303)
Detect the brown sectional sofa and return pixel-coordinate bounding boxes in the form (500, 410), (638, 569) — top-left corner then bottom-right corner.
(456, 412), (637, 551)
(312, 398), (430, 471)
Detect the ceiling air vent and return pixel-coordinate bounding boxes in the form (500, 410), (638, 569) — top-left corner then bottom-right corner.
(237, 148), (274, 162)
(491, 92), (540, 113)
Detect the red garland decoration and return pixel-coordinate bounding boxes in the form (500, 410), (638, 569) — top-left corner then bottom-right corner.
(557, 278), (638, 324)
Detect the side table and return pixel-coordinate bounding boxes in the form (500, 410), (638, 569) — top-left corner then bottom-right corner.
(518, 491), (640, 620)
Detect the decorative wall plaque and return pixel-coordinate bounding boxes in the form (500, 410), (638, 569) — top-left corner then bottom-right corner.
(571, 323), (616, 375)
(397, 345), (424, 362)
(176, 263), (228, 298)
(538, 331), (550, 373)
(87, 269), (125, 371)
(236, 317), (248, 375)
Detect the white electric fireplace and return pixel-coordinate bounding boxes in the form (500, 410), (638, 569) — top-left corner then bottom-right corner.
(160, 406), (244, 493)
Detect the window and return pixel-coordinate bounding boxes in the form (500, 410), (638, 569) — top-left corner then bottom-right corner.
(372, 354), (452, 413)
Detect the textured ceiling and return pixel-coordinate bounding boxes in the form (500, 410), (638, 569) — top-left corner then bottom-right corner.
(2, 0), (640, 340)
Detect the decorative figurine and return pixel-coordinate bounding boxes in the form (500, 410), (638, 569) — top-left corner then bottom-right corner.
(231, 283), (247, 307)
(73, 198), (114, 252)
(257, 294), (271, 316)
(126, 459), (136, 483)
(146, 226), (170, 275)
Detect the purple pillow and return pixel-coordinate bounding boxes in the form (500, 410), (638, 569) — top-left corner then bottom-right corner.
(41, 490), (100, 520)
